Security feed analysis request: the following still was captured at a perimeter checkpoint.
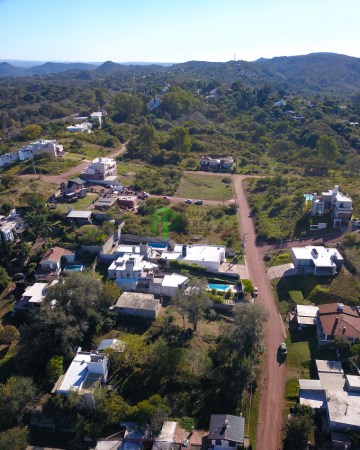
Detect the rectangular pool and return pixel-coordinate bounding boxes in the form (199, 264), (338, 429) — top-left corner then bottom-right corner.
(304, 194), (313, 202)
(64, 265), (83, 272)
(209, 284), (231, 291)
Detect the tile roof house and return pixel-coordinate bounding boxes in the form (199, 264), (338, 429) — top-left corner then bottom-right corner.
(35, 247), (75, 281)
(208, 414), (245, 447)
(317, 303), (360, 345)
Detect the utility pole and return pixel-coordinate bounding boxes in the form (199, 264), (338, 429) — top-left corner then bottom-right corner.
(273, 222), (279, 243)
(32, 156), (36, 175)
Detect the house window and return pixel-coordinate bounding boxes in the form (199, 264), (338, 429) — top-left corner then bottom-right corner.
(215, 441), (222, 446)
(340, 203), (344, 208)
(228, 442), (236, 448)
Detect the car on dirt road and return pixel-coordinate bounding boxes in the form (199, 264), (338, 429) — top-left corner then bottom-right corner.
(279, 342), (287, 357)
(184, 199), (192, 204)
(252, 287), (258, 298)
(163, 196), (170, 200)
(194, 200), (203, 205)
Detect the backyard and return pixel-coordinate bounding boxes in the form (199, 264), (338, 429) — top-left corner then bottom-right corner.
(52, 193), (99, 214)
(271, 266), (360, 315)
(175, 173), (234, 202)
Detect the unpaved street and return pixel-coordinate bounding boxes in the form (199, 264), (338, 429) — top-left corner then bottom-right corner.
(195, 171), (285, 450)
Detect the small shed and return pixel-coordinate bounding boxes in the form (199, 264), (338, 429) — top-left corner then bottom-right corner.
(296, 305), (319, 327)
(67, 210), (92, 223)
(115, 292), (160, 319)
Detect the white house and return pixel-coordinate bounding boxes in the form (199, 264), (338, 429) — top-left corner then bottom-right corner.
(274, 99), (286, 106)
(90, 111), (103, 123)
(35, 246), (75, 281)
(82, 156), (119, 184)
(199, 156), (234, 171)
(66, 122), (92, 133)
(208, 414), (245, 447)
(108, 253), (158, 285)
(161, 244), (226, 272)
(13, 283), (48, 314)
(0, 152), (18, 167)
(55, 349), (109, 395)
(148, 95), (160, 111)
(310, 185), (353, 220)
(290, 246), (343, 276)
(114, 243), (152, 259)
(18, 139), (64, 161)
(0, 209), (21, 242)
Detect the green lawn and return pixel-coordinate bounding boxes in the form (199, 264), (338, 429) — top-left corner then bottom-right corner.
(264, 250), (292, 268)
(284, 327), (336, 413)
(175, 173), (234, 201)
(53, 193), (98, 213)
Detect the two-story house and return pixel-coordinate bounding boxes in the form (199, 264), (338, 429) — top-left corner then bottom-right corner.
(316, 302), (360, 345)
(60, 177), (85, 196)
(310, 185), (353, 220)
(35, 246), (75, 281)
(55, 349), (109, 396)
(200, 156), (234, 171)
(13, 282), (48, 315)
(82, 157), (118, 184)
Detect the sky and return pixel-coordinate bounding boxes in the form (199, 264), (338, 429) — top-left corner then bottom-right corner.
(1, 0), (360, 64)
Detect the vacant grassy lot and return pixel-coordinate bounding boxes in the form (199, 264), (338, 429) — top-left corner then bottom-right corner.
(264, 250), (292, 268)
(0, 178), (59, 207)
(53, 193), (99, 213)
(0, 155), (79, 176)
(284, 328), (336, 415)
(175, 173), (234, 201)
(117, 162), (143, 187)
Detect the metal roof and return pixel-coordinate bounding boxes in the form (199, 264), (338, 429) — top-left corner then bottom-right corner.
(208, 414), (245, 444)
(67, 210), (92, 218)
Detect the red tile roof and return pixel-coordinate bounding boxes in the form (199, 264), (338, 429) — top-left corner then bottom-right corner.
(318, 304), (360, 339)
(40, 247), (74, 264)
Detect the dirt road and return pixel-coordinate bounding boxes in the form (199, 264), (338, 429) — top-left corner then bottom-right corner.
(149, 194), (234, 206)
(193, 171), (285, 450)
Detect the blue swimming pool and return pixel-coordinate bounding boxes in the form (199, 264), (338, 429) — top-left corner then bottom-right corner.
(209, 284), (231, 291)
(148, 243), (168, 249)
(304, 194), (313, 202)
(64, 265), (83, 272)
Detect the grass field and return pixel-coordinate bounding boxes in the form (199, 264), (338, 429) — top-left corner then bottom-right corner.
(0, 155), (80, 176)
(175, 173), (234, 201)
(53, 193), (98, 213)
(117, 162), (143, 187)
(284, 328), (336, 415)
(264, 250), (292, 268)
(0, 178), (59, 207)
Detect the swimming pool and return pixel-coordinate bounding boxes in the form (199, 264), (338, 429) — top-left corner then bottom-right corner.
(304, 194), (313, 202)
(209, 284), (231, 291)
(64, 265), (83, 272)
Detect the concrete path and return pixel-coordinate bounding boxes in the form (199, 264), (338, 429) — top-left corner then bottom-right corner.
(218, 261), (249, 279)
(267, 263), (296, 280)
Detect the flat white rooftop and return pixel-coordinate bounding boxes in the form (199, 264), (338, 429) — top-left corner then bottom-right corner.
(346, 375), (360, 389)
(299, 379), (323, 390)
(300, 391), (327, 409)
(161, 273), (189, 287)
(316, 360), (344, 374)
(67, 210), (92, 218)
(23, 283), (46, 303)
(163, 244), (225, 264)
(327, 390), (360, 427)
(292, 246), (343, 267)
(297, 305), (319, 318)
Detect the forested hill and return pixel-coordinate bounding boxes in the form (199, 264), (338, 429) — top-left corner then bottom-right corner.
(254, 53), (360, 96)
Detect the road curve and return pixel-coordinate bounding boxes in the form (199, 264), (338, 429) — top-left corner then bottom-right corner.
(191, 171), (285, 450)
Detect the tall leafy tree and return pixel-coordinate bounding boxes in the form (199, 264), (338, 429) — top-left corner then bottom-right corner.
(0, 377), (36, 428)
(171, 126), (192, 154)
(316, 135), (339, 167)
